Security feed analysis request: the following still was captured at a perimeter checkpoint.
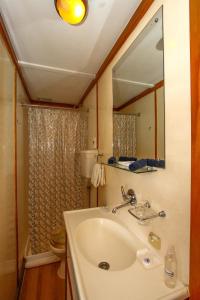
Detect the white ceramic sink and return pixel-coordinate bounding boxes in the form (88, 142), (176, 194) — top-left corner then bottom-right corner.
(75, 217), (136, 271)
(63, 207), (189, 300)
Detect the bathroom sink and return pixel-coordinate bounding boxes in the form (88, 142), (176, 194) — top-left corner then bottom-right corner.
(75, 217), (136, 271)
(64, 207), (189, 300)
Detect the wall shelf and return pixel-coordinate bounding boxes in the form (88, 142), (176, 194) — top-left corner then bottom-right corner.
(104, 163), (157, 174)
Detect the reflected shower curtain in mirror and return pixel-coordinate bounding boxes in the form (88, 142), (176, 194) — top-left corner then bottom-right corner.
(28, 108), (88, 254)
(113, 114), (136, 157)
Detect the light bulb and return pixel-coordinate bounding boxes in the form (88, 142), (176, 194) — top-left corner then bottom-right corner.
(56, 0), (86, 25)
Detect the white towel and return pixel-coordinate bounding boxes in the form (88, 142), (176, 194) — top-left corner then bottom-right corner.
(91, 163), (100, 188)
(91, 163), (106, 188)
(100, 164), (105, 186)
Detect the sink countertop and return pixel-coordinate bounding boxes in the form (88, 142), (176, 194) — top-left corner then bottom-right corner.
(63, 207), (189, 300)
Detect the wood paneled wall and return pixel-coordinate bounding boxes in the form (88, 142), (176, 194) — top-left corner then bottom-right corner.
(190, 0), (200, 298)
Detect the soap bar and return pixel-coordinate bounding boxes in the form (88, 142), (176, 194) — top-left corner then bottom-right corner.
(136, 248), (162, 269)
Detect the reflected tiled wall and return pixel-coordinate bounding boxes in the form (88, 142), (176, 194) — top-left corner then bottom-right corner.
(113, 114), (136, 157)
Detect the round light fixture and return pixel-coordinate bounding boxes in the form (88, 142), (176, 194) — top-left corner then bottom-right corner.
(55, 0), (87, 25)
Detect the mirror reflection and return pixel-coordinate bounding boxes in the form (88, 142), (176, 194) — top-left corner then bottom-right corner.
(112, 8), (165, 168)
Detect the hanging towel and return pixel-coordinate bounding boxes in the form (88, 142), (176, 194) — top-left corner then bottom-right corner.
(91, 163), (106, 188)
(100, 164), (106, 186)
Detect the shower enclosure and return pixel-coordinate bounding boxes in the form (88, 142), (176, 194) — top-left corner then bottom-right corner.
(28, 107), (88, 254)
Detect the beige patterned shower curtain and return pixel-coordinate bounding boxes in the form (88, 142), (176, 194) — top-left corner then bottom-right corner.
(113, 113), (136, 157)
(28, 108), (88, 254)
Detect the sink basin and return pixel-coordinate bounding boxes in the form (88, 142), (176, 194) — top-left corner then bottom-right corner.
(64, 207), (189, 300)
(75, 217), (136, 271)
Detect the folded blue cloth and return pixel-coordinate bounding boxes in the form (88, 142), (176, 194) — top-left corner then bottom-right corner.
(108, 156), (116, 164)
(158, 160), (165, 168)
(119, 156), (137, 162)
(147, 159), (165, 168)
(129, 159), (147, 171)
(146, 159), (155, 167)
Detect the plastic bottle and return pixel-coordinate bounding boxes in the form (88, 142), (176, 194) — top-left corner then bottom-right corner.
(164, 246), (177, 288)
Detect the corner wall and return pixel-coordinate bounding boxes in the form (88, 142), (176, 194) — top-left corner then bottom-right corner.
(0, 35), (17, 300)
(83, 85), (98, 207)
(97, 0), (191, 284)
(16, 75), (29, 278)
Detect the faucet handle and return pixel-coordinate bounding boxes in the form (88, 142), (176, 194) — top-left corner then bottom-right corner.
(127, 189), (135, 196)
(121, 186), (127, 200)
(127, 189), (137, 205)
(121, 186), (136, 203)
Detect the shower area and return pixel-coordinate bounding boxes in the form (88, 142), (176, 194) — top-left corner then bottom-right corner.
(26, 106), (88, 255)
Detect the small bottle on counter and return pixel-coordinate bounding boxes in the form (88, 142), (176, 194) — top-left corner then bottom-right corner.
(164, 246), (177, 288)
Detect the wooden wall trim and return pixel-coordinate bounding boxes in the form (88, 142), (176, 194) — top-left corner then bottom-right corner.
(96, 83), (99, 149)
(0, 15), (32, 102)
(17, 258), (26, 299)
(14, 69), (19, 285)
(78, 0), (155, 106)
(190, 0), (200, 298)
(154, 90), (158, 159)
(29, 100), (77, 109)
(116, 80), (164, 111)
(96, 82), (99, 208)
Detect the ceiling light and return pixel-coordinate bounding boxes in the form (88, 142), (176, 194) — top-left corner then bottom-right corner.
(55, 0), (87, 25)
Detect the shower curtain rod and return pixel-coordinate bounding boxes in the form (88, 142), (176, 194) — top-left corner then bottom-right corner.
(21, 103), (88, 112)
(113, 112), (141, 117)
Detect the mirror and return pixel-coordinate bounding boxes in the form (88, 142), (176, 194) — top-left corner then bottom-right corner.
(112, 7), (165, 170)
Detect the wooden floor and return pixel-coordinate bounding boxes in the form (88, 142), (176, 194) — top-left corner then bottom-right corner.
(20, 263), (65, 300)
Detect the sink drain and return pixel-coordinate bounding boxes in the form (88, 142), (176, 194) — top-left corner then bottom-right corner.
(98, 261), (110, 270)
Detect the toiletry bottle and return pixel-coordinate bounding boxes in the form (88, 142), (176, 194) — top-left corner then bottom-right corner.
(164, 246), (177, 288)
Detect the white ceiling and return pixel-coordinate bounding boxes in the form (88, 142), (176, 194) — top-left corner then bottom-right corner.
(113, 8), (164, 108)
(0, 0), (142, 104)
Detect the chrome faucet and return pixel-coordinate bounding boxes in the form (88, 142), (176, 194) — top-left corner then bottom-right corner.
(112, 186), (137, 214)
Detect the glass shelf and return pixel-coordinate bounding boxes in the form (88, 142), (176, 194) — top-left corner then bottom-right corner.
(104, 163), (157, 174)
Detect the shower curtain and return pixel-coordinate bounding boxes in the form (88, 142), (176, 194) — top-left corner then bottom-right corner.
(113, 114), (136, 157)
(28, 108), (88, 254)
